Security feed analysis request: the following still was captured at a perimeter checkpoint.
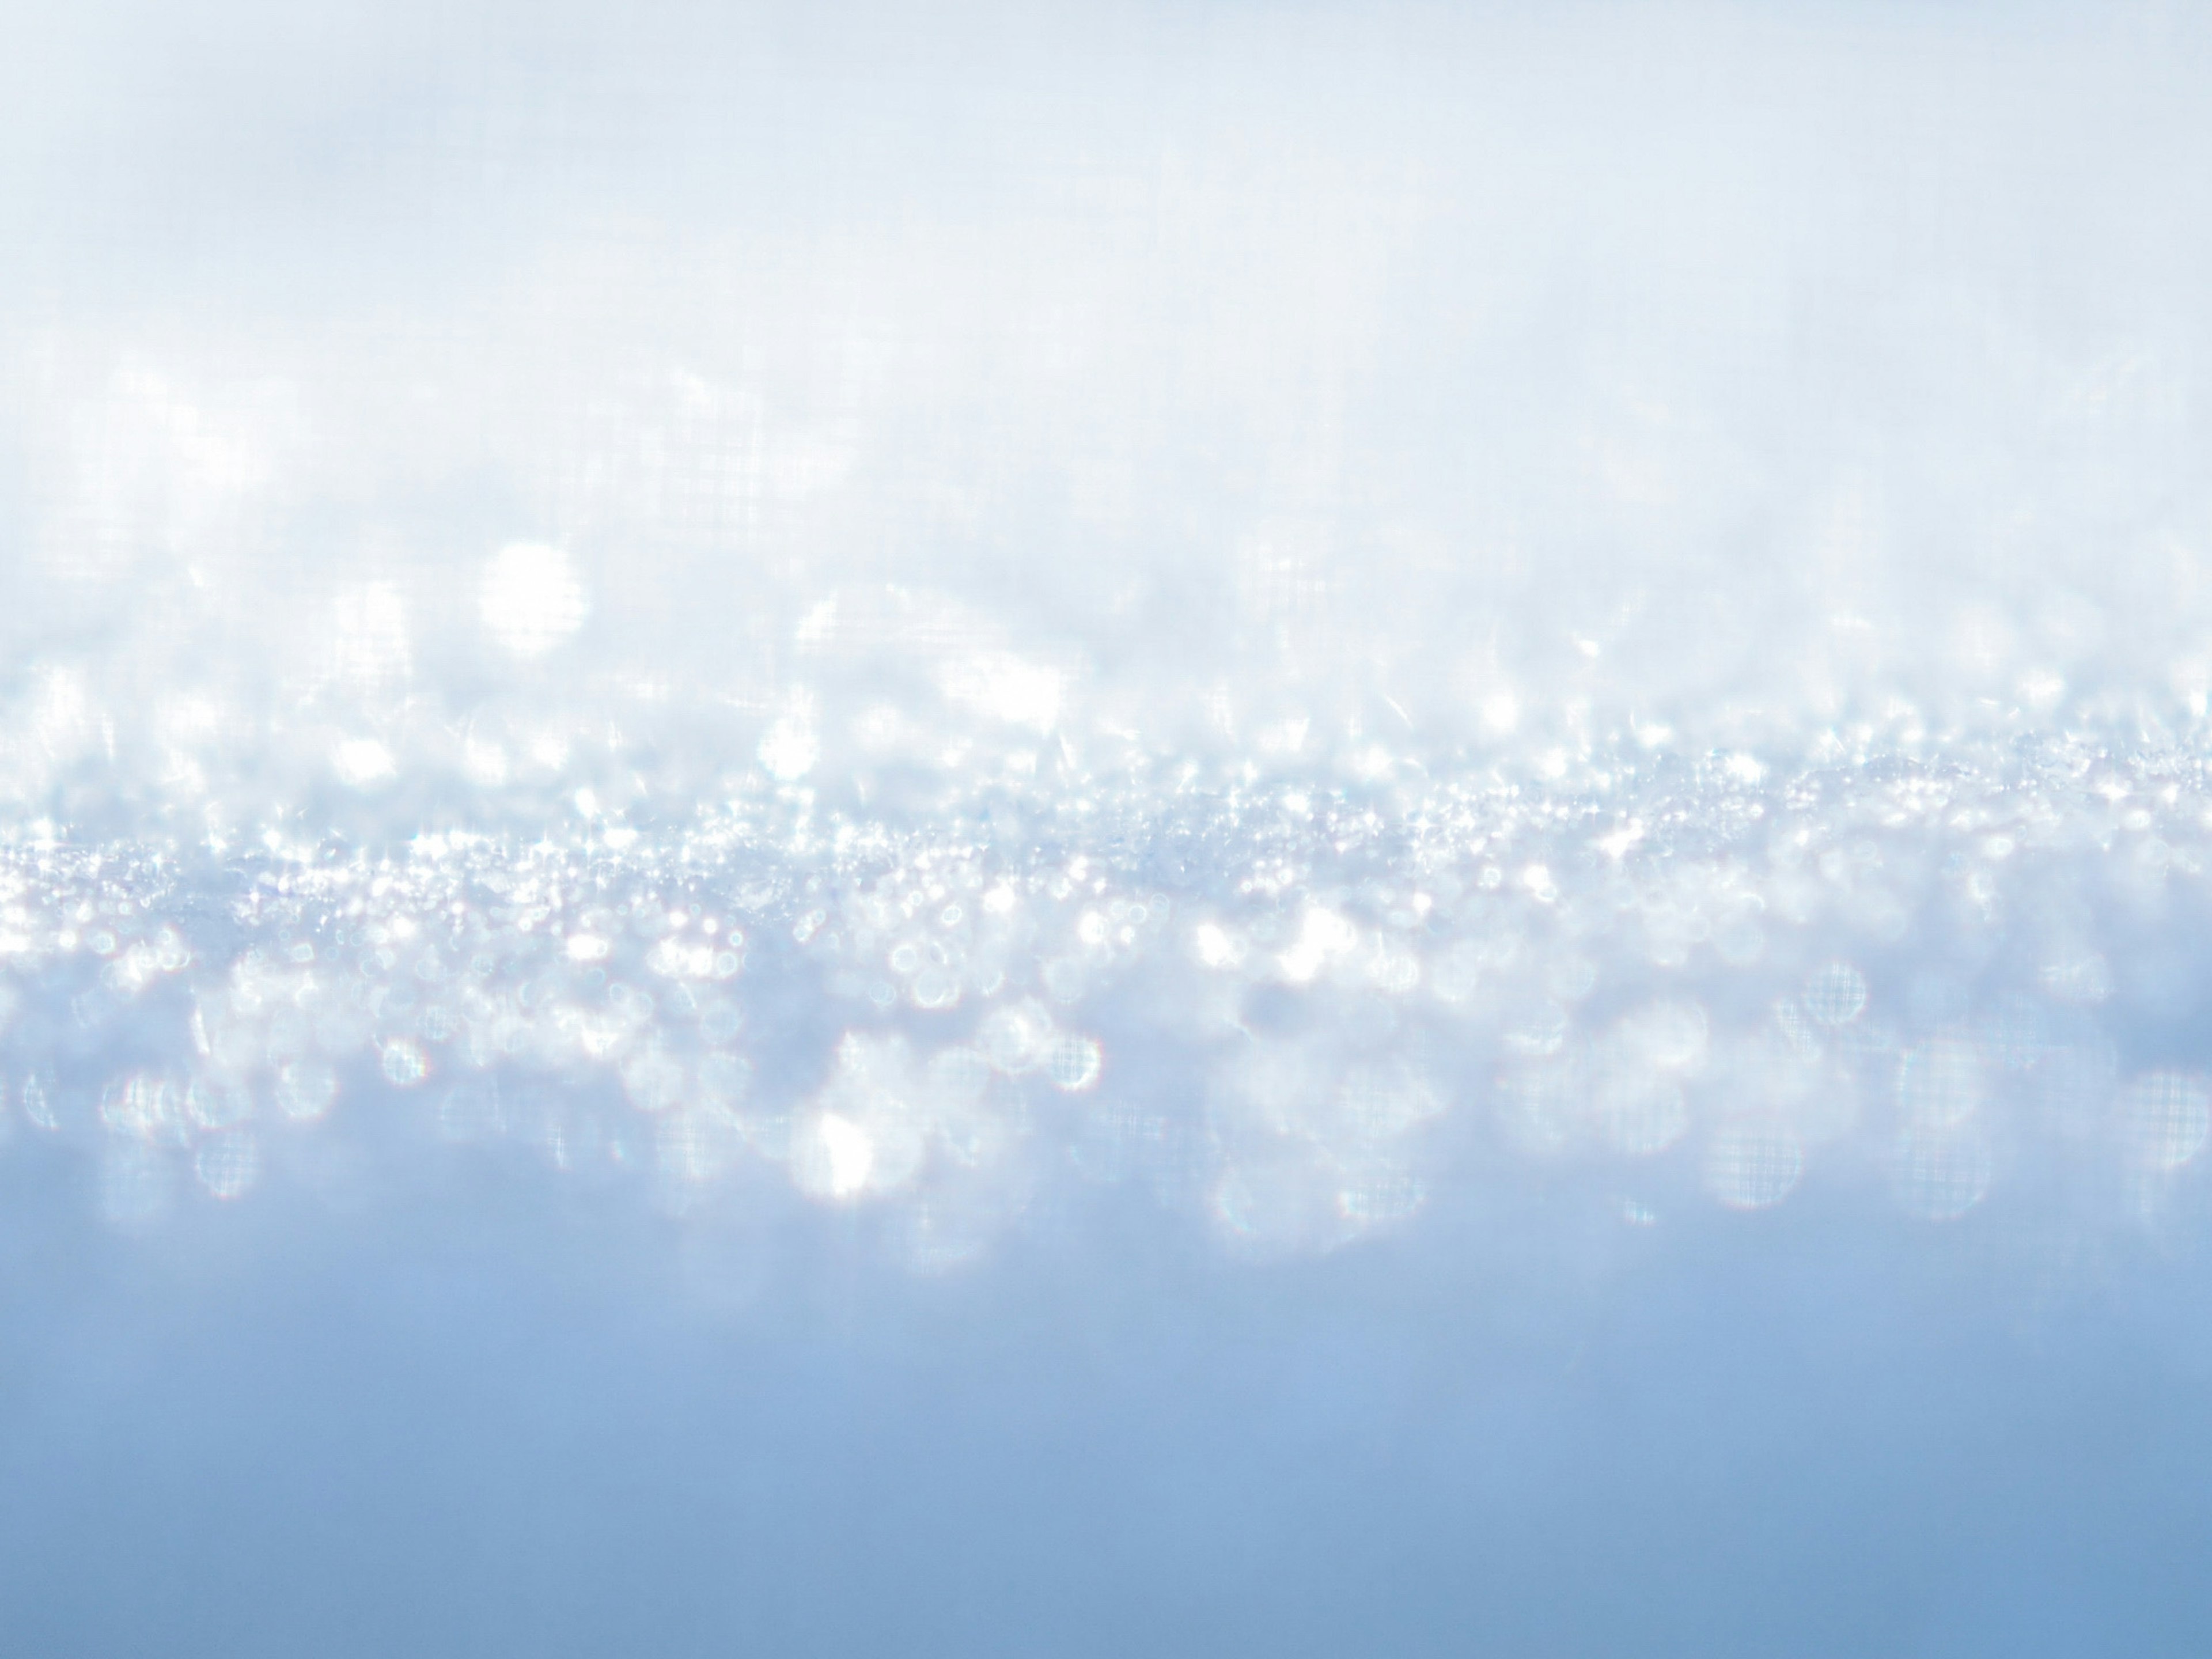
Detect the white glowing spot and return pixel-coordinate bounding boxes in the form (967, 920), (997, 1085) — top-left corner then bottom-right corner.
(332, 737), (396, 789)
(1278, 907), (1356, 983)
(1724, 752), (1767, 786)
(1479, 689), (1521, 734)
(648, 937), (699, 978)
(1349, 744), (1395, 782)
(1594, 819), (1645, 860)
(380, 1039), (428, 1088)
(940, 652), (1065, 732)
(759, 713), (819, 781)
(480, 542), (588, 657)
(1192, 922), (1241, 969)
(1705, 1120), (1804, 1210)
(566, 932), (611, 963)
(1077, 910), (1108, 946)
(983, 884), (1019, 915)
(815, 1112), (876, 1198)
(1520, 864), (1557, 902)
(2018, 668), (2066, 711)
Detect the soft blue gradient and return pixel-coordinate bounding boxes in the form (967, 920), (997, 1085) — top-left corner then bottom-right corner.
(7, 3), (2212, 1653)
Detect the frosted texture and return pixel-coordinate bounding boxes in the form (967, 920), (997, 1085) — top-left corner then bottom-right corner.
(6, 4), (2212, 1653)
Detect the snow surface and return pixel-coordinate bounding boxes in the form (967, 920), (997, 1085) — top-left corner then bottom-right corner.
(6, 3), (2212, 1653)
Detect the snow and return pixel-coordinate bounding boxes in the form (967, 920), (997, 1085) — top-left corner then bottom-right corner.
(5, 2), (2212, 1650)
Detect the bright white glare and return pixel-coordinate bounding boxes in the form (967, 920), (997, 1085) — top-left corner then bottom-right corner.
(332, 737), (396, 789)
(940, 653), (1065, 733)
(758, 713), (819, 782)
(1192, 922), (1243, 969)
(811, 1113), (876, 1199)
(1278, 909), (1355, 984)
(480, 543), (588, 658)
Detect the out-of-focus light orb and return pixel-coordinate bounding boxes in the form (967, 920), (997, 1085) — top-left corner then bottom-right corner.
(274, 1062), (338, 1122)
(759, 711), (819, 781)
(1192, 921), (1244, 969)
(1802, 961), (1869, 1027)
(102, 1071), (178, 1140)
(979, 1001), (1054, 1074)
(798, 1111), (876, 1200)
(380, 1039), (429, 1088)
(1705, 1119), (1805, 1210)
(332, 737), (396, 789)
(1278, 907), (1355, 983)
(479, 542), (588, 657)
(940, 652), (1064, 732)
(1047, 1035), (1103, 1093)
(1616, 998), (1710, 1073)
(195, 1130), (260, 1200)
